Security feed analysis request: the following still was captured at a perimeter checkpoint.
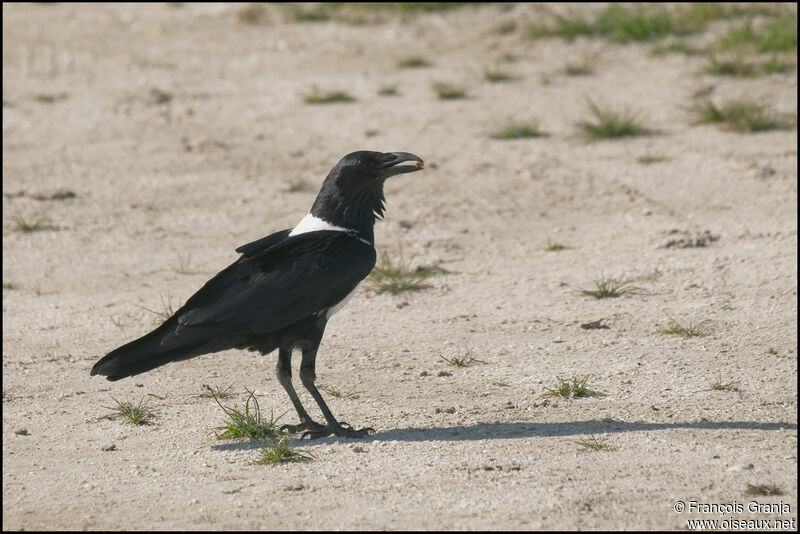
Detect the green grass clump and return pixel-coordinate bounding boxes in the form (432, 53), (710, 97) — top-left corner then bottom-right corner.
(432, 82), (467, 100)
(656, 317), (709, 338)
(577, 99), (651, 139)
(439, 350), (484, 368)
(378, 85), (399, 96)
(174, 252), (195, 275)
(762, 55), (795, 74)
(650, 39), (703, 56)
(12, 215), (55, 233)
(540, 375), (596, 399)
(199, 384), (233, 400)
(206, 385), (285, 441)
(484, 69), (516, 83)
(691, 98), (791, 132)
(528, 4), (716, 43)
(745, 483), (784, 496)
(719, 18), (797, 53)
(564, 61), (594, 76)
(637, 154), (668, 164)
(34, 92), (69, 104)
(286, 3), (336, 22)
(491, 120), (545, 140)
(530, 4), (791, 43)
(494, 20), (517, 35)
(575, 434), (615, 451)
(369, 250), (441, 294)
(136, 294), (181, 324)
(708, 373), (740, 392)
(284, 3), (470, 25)
(258, 438), (314, 465)
(544, 239), (571, 252)
(579, 276), (642, 299)
(105, 397), (155, 425)
(705, 55), (759, 77)
(398, 56), (431, 68)
(303, 87), (356, 104)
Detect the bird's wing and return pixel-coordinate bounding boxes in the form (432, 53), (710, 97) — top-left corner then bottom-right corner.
(235, 229), (291, 257)
(167, 231), (376, 343)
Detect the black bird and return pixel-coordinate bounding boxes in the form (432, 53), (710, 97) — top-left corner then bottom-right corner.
(91, 151), (424, 438)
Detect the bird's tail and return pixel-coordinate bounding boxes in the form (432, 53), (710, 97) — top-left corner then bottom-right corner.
(90, 317), (211, 381)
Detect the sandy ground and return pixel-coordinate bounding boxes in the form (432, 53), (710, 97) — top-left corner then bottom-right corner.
(2, 3), (797, 530)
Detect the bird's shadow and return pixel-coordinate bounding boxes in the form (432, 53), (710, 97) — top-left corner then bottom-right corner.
(210, 418), (797, 451)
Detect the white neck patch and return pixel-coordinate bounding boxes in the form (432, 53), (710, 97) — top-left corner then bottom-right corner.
(289, 213), (371, 245)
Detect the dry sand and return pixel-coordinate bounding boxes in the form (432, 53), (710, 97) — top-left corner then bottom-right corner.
(2, 3), (797, 530)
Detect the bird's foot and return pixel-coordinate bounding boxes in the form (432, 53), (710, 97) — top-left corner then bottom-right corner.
(281, 420), (327, 435)
(301, 422), (374, 440)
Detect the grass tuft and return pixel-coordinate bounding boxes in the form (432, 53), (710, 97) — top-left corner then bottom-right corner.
(494, 20), (517, 35)
(136, 294), (181, 324)
(484, 69), (516, 83)
(174, 252), (194, 275)
(577, 99), (651, 139)
(540, 375), (596, 399)
(34, 92), (69, 104)
(656, 317), (709, 338)
(199, 384), (233, 399)
(637, 154), (668, 164)
(705, 55), (759, 77)
(745, 483), (784, 496)
(528, 4), (787, 43)
(286, 3), (335, 22)
(529, 4), (703, 43)
(719, 18), (797, 53)
(439, 350), (484, 367)
(579, 276), (642, 299)
(206, 385), (286, 441)
(491, 120), (545, 140)
(303, 86), (356, 104)
(691, 98), (792, 132)
(544, 239), (571, 252)
(398, 56), (431, 68)
(105, 397), (155, 425)
(12, 215), (56, 233)
(708, 373), (740, 392)
(378, 85), (399, 96)
(575, 434), (615, 451)
(564, 61), (594, 76)
(761, 55), (795, 74)
(650, 39), (703, 56)
(369, 250), (441, 294)
(432, 82), (467, 100)
(258, 438), (314, 465)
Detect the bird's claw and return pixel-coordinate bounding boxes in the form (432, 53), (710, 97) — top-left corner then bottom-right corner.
(300, 424), (374, 440)
(281, 420), (327, 434)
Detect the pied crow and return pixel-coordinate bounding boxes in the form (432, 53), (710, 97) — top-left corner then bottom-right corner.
(91, 150), (425, 438)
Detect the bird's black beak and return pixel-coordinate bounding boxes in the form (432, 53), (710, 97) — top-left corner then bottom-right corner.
(375, 152), (424, 179)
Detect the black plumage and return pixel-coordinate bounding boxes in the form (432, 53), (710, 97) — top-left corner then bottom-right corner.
(91, 150), (424, 438)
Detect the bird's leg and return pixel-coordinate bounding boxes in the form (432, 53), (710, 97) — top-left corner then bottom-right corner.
(298, 346), (374, 439)
(275, 347), (326, 434)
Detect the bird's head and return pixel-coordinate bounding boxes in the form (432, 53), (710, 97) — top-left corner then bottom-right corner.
(332, 151), (424, 192)
(311, 151), (424, 242)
